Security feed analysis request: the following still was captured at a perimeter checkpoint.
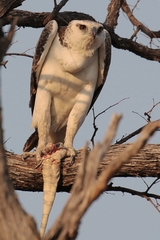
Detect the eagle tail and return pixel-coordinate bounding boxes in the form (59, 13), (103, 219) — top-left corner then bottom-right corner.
(23, 130), (38, 152)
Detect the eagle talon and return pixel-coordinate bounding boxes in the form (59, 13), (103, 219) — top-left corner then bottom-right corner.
(69, 155), (76, 166)
(65, 147), (76, 166)
(22, 151), (36, 160)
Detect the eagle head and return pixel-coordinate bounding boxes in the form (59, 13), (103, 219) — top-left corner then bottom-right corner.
(63, 20), (106, 52)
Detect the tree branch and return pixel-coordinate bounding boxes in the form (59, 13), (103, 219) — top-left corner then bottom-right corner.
(107, 184), (160, 200)
(105, 0), (123, 28)
(1, 10), (95, 28)
(0, 0), (24, 17)
(0, 20), (40, 240)
(6, 142), (160, 193)
(2, 9), (160, 62)
(122, 0), (160, 39)
(42, 117), (160, 240)
(105, 26), (160, 62)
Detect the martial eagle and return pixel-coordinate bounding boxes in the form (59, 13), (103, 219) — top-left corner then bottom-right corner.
(23, 19), (111, 160)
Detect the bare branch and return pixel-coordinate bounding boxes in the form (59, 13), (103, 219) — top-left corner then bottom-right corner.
(105, 26), (160, 62)
(0, 60), (8, 68)
(131, 0), (141, 13)
(122, 0), (160, 40)
(145, 178), (160, 193)
(107, 184), (160, 200)
(0, 0), (25, 17)
(5, 52), (33, 58)
(107, 184), (160, 212)
(44, 114), (122, 240)
(132, 110), (148, 122)
(0, 19), (40, 240)
(1, 10), (95, 28)
(1, 9), (160, 62)
(42, 118), (160, 239)
(143, 196), (160, 213)
(89, 120), (160, 203)
(116, 119), (160, 144)
(90, 97), (129, 146)
(43, 0), (70, 25)
(105, 0), (123, 28)
(144, 101), (160, 121)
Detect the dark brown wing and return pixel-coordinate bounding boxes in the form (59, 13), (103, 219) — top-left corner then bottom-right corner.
(88, 30), (111, 112)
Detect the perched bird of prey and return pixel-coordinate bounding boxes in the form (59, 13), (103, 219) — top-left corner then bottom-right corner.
(23, 19), (111, 161)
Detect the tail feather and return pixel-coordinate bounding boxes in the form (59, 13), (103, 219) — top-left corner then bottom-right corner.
(23, 130), (38, 152)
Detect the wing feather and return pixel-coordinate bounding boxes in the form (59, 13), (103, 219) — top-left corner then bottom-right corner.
(29, 20), (58, 113)
(88, 30), (111, 112)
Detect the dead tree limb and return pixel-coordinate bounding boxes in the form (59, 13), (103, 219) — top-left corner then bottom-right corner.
(0, 0), (24, 17)
(122, 0), (160, 39)
(0, 20), (40, 240)
(7, 142), (160, 193)
(43, 116), (160, 240)
(2, 9), (160, 62)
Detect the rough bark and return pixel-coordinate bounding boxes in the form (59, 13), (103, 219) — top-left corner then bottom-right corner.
(7, 143), (160, 193)
(1, 10), (95, 27)
(43, 118), (160, 240)
(0, 0), (24, 17)
(0, 19), (40, 240)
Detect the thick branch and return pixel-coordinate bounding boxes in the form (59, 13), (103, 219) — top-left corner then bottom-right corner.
(0, 20), (40, 240)
(7, 143), (160, 193)
(2, 10), (160, 62)
(43, 0), (69, 25)
(105, 0), (123, 28)
(106, 27), (160, 62)
(43, 116), (159, 240)
(1, 10), (95, 27)
(0, 0), (24, 17)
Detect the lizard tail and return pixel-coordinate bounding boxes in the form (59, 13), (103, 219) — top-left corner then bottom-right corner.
(40, 159), (60, 237)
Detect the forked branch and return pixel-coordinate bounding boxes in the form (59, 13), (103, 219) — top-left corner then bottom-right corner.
(43, 117), (160, 240)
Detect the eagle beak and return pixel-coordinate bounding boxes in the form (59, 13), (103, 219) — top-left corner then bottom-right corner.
(92, 27), (97, 38)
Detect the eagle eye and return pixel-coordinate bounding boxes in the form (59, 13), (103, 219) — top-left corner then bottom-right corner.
(79, 24), (87, 30)
(97, 26), (103, 34)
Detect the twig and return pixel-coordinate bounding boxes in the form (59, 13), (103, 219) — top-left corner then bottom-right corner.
(90, 107), (98, 147)
(116, 119), (160, 144)
(44, 114), (122, 240)
(44, 0), (69, 24)
(107, 183), (160, 213)
(3, 137), (11, 145)
(122, 0), (160, 40)
(105, 0), (123, 28)
(6, 46), (34, 59)
(89, 120), (160, 203)
(90, 97), (129, 146)
(143, 196), (160, 213)
(131, 0), (140, 13)
(132, 110), (148, 122)
(5, 52), (33, 58)
(107, 184), (160, 200)
(0, 60), (8, 68)
(54, 0), (57, 8)
(144, 100), (160, 121)
(145, 178), (160, 193)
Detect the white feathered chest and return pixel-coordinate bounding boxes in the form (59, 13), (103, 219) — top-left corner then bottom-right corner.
(23, 19), (111, 161)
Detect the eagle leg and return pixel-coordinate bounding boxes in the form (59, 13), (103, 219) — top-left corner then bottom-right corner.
(65, 147), (77, 166)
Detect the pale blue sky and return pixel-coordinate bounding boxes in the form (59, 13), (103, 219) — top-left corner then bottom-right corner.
(1, 1), (160, 239)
